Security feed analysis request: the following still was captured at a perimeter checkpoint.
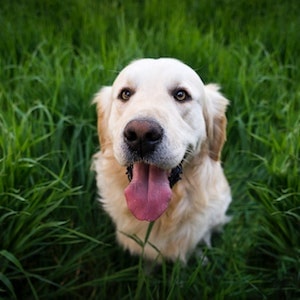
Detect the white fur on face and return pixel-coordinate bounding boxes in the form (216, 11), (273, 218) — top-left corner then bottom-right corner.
(107, 58), (207, 169)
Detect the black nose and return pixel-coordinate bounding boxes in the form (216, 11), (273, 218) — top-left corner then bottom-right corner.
(123, 119), (163, 157)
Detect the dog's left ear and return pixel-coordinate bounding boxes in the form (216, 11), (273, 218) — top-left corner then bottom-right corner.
(204, 84), (229, 161)
(92, 86), (113, 153)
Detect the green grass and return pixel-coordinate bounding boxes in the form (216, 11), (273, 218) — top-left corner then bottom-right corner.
(0, 0), (299, 299)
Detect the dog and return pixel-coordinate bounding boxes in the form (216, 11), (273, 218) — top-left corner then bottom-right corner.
(93, 58), (231, 263)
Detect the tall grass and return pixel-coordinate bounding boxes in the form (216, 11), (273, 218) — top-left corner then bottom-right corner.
(0, 0), (299, 299)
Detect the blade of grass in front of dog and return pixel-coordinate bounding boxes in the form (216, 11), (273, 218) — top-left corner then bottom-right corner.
(135, 221), (154, 299)
(144, 221), (155, 244)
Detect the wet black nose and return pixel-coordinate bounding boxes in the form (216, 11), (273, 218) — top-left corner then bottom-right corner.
(123, 119), (163, 157)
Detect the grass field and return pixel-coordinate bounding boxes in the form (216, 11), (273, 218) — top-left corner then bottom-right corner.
(0, 0), (299, 299)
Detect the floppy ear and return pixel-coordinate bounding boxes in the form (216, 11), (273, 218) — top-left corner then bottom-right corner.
(204, 84), (229, 161)
(92, 86), (113, 153)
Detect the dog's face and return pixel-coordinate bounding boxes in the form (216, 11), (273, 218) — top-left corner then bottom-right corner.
(94, 58), (228, 222)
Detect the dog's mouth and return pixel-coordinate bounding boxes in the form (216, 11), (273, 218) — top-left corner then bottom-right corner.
(126, 162), (183, 188)
(124, 162), (183, 222)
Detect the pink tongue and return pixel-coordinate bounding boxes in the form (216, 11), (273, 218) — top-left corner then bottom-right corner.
(124, 163), (172, 221)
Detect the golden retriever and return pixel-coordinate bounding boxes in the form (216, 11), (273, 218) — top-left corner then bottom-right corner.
(93, 58), (231, 263)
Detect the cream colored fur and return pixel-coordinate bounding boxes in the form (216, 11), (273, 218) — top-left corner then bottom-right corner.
(93, 58), (231, 263)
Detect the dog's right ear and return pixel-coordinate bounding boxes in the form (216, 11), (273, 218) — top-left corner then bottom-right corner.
(92, 87), (112, 152)
(203, 84), (229, 161)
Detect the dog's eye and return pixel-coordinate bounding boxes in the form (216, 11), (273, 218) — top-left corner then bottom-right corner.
(119, 89), (133, 101)
(173, 89), (190, 102)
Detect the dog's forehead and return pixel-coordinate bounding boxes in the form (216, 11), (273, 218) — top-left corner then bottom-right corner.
(113, 58), (203, 90)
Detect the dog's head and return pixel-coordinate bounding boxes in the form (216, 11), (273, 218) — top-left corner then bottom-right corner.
(94, 58), (229, 222)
